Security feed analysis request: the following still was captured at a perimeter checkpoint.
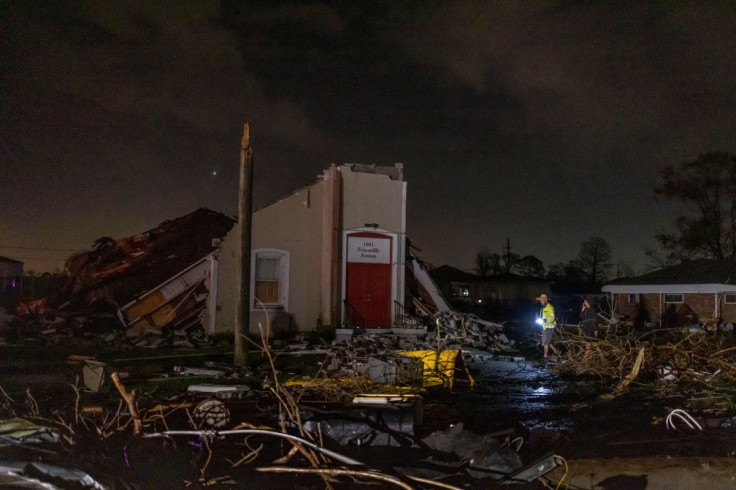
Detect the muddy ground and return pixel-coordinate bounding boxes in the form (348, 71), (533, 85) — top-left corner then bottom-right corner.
(2, 331), (736, 489)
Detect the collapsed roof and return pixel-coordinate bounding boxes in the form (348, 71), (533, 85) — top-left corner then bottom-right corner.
(52, 208), (235, 310)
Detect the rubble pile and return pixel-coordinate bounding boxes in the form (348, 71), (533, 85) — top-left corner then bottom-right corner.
(1, 305), (117, 343)
(1, 292), (215, 352)
(428, 311), (516, 351)
(304, 311), (519, 386)
(2, 208), (235, 348)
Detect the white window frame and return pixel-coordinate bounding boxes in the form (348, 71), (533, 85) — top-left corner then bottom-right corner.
(250, 248), (290, 310)
(724, 293), (736, 304)
(664, 293), (684, 304)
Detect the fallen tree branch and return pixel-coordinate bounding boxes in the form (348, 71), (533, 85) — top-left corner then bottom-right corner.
(140, 429), (364, 466)
(405, 474), (464, 489)
(603, 347), (646, 399)
(111, 372), (143, 436)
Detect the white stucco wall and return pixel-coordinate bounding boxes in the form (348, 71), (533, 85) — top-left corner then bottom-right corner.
(339, 165), (407, 328)
(216, 182), (325, 333)
(215, 163), (407, 334)
(340, 166), (406, 233)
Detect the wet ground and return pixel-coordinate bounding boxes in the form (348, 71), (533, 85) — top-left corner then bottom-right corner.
(2, 340), (736, 489)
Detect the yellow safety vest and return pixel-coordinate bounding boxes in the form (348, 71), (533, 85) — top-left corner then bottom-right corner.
(539, 303), (556, 329)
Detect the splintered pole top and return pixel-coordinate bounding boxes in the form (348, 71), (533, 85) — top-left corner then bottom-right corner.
(241, 123), (250, 150)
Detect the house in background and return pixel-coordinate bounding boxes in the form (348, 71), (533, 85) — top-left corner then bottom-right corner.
(0, 256), (24, 310)
(602, 259), (736, 328)
(215, 163), (409, 336)
(483, 273), (550, 307)
(429, 266), (484, 306)
(429, 265), (550, 308)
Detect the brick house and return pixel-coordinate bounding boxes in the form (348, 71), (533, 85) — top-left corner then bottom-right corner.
(602, 259), (736, 328)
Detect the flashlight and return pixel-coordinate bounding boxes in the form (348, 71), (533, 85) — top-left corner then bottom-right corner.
(535, 318), (543, 327)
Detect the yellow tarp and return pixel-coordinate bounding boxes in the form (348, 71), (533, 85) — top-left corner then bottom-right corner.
(283, 349), (473, 391)
(397, 349), (474, 388)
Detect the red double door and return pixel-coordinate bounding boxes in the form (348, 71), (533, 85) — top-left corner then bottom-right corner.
(346, 232), (392, 328)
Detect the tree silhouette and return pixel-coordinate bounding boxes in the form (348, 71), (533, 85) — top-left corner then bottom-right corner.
(514, 255), (545, 277)
(575, 236), (613, 289)
(475, 248), (502, 277)
(655, 152), (736, 260)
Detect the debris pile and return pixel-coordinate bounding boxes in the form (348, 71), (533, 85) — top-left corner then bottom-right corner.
(421, 422), (524, 479)
(550, 327), (736, 389)
(0, 310), (562, 489)
(428, 311), (514, 352)
(305, 312), (517, 391)
(5, 303), (210, 351)
(5, 208), (234, 347)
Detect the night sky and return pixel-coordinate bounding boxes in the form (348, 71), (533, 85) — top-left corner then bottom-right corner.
(3, 1), (736, 275)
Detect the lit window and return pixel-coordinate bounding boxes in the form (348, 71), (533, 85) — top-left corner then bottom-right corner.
(664, 294), (684, 304)
(251, 249), (289, 309)
(724, 294), (736, 304)
(255, 257), (280, 303)
(460, 287), (470, 297)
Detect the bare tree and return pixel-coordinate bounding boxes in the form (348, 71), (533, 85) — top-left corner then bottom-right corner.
(655, 152), (736, 260)
(546, 261), (585, 294)
(514, 255), (545, 277)
(475, 248), (502, 277)
(576, 236), (613, 288)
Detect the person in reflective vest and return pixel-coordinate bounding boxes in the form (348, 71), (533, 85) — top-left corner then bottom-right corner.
(536, 293), (559, 359)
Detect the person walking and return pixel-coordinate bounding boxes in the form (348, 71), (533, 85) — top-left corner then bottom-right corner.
(536, 293), (559, 359)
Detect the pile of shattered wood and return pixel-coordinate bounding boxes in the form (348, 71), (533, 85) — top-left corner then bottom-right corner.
(549, 326), (736, 389)
(0, 304), (209, 350)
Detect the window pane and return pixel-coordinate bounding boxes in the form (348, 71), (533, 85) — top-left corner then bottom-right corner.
(255, 280), (279, 303)
(252, 250), (288, 309)
(725, 294), (736, 304)
(256, 257), (280, 281)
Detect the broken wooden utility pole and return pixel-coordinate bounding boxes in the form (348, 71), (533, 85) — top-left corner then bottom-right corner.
(235, 123), (253, 367)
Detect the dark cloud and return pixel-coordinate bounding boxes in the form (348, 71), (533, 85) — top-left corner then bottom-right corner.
(2, 1), (736, 274)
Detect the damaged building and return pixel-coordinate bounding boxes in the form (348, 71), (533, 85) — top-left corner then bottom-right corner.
(46, 209), (236, 336)
(40, 163), (447, 339)
(214, 163), (412, 336)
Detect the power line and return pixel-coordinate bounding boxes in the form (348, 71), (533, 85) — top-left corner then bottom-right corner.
(0, 245), (82, 252)
(3, 256), (69, 261)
